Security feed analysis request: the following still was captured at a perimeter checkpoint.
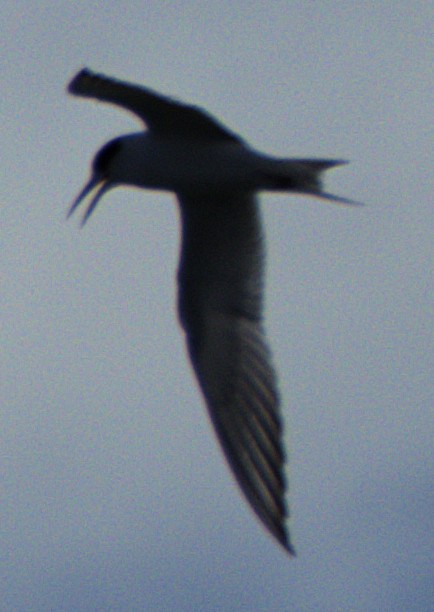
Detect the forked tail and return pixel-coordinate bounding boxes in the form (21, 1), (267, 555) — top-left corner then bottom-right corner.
(265, 159), (361, 205)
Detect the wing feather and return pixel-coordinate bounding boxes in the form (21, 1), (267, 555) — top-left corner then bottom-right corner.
(177, 193), (294, 553)
(68, 68), (241, 142)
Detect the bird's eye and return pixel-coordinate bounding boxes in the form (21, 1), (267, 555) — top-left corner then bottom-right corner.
(93, 138), (122, 174)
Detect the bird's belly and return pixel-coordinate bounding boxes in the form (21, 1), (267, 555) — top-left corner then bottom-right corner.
(125, 141), (261, 193)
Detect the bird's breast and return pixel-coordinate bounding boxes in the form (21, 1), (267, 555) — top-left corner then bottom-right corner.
(114, 134), (264, 193)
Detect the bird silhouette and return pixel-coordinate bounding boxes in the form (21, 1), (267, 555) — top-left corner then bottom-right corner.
(68, 68), (359, 554)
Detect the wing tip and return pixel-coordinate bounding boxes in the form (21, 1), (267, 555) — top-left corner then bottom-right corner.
(283, 535), (297, 557)
(269, 518), (296, 556)
(67, 67), (98, 96)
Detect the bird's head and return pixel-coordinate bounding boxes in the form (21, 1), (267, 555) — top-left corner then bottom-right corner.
(68, 137), (123, 226)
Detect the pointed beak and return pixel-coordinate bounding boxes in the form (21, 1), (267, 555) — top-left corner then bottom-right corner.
(68, 176), (113, 226)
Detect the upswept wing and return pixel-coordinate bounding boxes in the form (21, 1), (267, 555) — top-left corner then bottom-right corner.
(177, 193), (294, 554)
(68, 68), (241, 143)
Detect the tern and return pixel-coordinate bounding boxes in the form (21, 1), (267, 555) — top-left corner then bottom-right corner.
(68, 68), (359, 555)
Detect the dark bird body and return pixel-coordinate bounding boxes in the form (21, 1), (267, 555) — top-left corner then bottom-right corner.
(68, 68), (359, 554)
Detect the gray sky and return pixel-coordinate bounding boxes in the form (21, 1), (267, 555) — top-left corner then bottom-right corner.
(2, 2), (433, 610)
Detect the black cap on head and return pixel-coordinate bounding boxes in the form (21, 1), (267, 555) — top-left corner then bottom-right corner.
(92, 137), (122, 175)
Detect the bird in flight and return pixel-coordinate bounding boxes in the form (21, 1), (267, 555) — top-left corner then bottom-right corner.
(68, 68), (359, 555)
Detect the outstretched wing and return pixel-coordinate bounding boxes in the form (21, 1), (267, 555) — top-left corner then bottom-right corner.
(68, 68), (241, 142)
(177, 192), (294, 554)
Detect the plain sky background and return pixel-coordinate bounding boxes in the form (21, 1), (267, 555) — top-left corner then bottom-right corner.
(2, 2), (433, 611)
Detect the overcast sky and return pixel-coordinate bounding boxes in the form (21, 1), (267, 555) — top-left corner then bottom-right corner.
(2, 2), (433, 610)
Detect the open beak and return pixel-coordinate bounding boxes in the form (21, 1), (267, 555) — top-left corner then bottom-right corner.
(68, 176), (113, 226)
